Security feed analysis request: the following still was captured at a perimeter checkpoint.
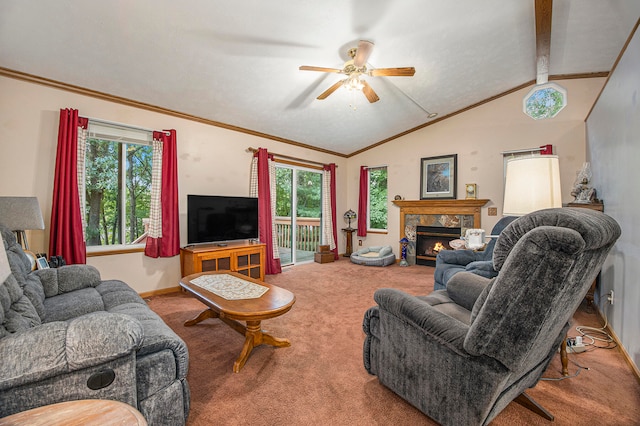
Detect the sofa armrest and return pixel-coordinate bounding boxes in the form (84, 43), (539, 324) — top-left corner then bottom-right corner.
(0, 311), (143, 390)
(436, 249), (483, 267)
(373, 288), (469, 353)
(465, 260), (497, 276)
(34, 265), (102, 297)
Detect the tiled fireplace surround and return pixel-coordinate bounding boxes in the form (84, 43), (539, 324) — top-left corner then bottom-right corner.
(393, 199), (489, 266)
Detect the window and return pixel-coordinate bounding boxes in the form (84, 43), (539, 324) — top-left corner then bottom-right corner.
(275, 165), (323, 265)
(523, 82), (567, 120)
(84, 122), (153, 249)
(368, 166), (388, 231)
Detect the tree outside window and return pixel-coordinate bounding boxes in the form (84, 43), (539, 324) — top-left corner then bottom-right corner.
(368, 166), (388, 230)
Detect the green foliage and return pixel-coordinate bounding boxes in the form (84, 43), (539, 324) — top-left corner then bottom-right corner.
(369, 167), (388, 229)
(296, 171), (321, 218)
(85, 138), (152, 246)
(525, 87), (565, 119)
(275, 167), (321, 218)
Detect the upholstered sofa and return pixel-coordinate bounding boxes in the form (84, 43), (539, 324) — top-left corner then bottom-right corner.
(0, 224), (190, 425)
(433, 215), (517, 290)
(363, 208), (621, 425)
(350, 245), (396, 267)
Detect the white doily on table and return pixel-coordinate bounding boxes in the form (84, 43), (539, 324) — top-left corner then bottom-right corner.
(190, 274), (269, 300)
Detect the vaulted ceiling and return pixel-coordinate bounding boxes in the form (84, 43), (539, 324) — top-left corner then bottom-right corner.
(1, 1), (638, 156)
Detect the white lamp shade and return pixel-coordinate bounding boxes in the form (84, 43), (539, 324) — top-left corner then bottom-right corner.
(503, 156), (562, 216)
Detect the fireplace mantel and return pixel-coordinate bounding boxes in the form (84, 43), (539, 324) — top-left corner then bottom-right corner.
(393, 199), (490, 265)
(393, 199), (490, 229)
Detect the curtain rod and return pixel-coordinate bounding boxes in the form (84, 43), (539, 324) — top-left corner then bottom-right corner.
(86, 116), (170, 134)
(500, 147), (545, 155)
(246, 147), (335, 168)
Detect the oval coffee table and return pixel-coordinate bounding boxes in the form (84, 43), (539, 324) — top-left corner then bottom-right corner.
(180, 271), (295, 373)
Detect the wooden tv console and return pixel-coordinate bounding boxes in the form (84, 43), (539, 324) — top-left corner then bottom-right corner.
(180, 242), (266, 281)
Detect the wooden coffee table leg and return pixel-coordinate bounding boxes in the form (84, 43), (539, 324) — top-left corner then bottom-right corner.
(184, 308), (219, 326)
(233, 320), (291, 373)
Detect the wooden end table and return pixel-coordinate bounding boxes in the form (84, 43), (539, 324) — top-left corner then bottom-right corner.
(180, 271), (295, 373)
(0, 399), (146, 426)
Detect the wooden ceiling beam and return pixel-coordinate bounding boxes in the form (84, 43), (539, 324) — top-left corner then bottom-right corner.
(535, 0), (553, 84)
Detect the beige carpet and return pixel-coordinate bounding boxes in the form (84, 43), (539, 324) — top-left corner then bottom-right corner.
(148, 259), (640, 425)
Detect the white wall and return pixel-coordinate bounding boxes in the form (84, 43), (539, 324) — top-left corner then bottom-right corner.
(586, 25), (640, 372)
(0, 75), (607, 294)
(349, 78), (606, 252)
(0, 76), (347, 293)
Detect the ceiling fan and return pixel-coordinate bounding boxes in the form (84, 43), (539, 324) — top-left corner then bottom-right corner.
(299, 40), (415, 103)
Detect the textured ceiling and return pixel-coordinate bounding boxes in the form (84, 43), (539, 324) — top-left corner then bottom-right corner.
(1, 1), (638, 156)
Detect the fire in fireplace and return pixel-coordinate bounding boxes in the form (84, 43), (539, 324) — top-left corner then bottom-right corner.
(416, 225), (461, 266)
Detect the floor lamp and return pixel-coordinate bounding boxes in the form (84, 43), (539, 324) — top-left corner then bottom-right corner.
(0, 197), (45, 251)
(503, 155), (562, 216)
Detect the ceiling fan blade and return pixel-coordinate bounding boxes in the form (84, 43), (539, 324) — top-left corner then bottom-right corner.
(317, 80), (345, 100)
(353, 40), (374, 68)
(369, 67), (416, 77)
(361, 80), (380, 103)
(299, 65), (343, 73)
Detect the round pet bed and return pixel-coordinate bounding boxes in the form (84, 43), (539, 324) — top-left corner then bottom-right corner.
(350, 246), (396, 267)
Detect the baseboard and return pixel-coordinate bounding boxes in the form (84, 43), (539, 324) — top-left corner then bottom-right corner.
(594, 304), (640, 385)
(139, 286), (182, 299)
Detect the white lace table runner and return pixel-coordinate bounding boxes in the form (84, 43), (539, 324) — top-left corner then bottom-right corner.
(190, 274), (269, 300)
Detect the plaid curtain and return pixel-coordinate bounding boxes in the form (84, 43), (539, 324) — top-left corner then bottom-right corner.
(250, 149), (281, 274)
(322, 164), (338, 259)
(147, 139), (163, 238)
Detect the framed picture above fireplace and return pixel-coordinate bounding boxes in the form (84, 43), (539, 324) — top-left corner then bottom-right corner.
(420, 154), (457, 199)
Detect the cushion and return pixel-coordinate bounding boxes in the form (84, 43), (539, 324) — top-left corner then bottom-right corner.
(0, 273), (41, 337)
(361, 251), (380, 258)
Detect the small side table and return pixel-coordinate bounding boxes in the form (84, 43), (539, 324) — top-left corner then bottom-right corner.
(342, 227), (357, 257)
(0, 399), (147, 426)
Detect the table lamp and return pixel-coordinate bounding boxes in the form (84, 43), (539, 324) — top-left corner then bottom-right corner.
(503, 156), (562, 216)
(344, 209), (357, 229)
(0, 197), (45, 251)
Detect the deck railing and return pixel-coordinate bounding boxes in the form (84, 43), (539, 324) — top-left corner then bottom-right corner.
(275, 216), (321, 252)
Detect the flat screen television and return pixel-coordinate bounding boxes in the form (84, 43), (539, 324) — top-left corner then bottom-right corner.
(187, 195), (259, 245)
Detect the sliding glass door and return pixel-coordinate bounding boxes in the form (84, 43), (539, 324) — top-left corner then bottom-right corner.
(275, 165), (322, 266)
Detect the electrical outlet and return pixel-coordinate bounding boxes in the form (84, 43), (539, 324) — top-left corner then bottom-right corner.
(607, 290), (614, 305)
(488, 207), (497, 216)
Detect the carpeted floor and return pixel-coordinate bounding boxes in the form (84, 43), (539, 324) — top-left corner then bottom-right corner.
(148, 259), (640, 425)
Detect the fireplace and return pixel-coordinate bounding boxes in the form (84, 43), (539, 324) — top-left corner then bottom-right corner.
(416, 226), (461, 266)
(392, 199), (488, 266)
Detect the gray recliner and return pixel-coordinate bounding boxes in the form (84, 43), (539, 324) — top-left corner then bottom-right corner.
(0, 224), (190, 425)
(433, 215), (517, 290)
(363, 208), (620, 425)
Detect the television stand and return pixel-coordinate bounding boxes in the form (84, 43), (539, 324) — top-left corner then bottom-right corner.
(180, 242), (265, 281)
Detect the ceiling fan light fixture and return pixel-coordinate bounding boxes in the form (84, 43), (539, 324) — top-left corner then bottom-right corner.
(343, 75), (364, 91)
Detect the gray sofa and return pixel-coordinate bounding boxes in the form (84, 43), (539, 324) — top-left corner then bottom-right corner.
(0, 224), (190, 425)
(363, 208), (621, 425)
(433, 215), (517, 290)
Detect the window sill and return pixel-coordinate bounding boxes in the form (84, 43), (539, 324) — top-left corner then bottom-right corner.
(86, 245), (145, 257)
(367, 230), (388, 235)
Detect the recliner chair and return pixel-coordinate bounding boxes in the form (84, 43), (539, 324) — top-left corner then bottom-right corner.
(433, 215), (517, 290)
(363, 208), (620, 425)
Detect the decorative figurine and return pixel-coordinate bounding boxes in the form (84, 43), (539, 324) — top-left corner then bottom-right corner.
(399, 237), (409, 267)
(571, 162), (597, 204)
